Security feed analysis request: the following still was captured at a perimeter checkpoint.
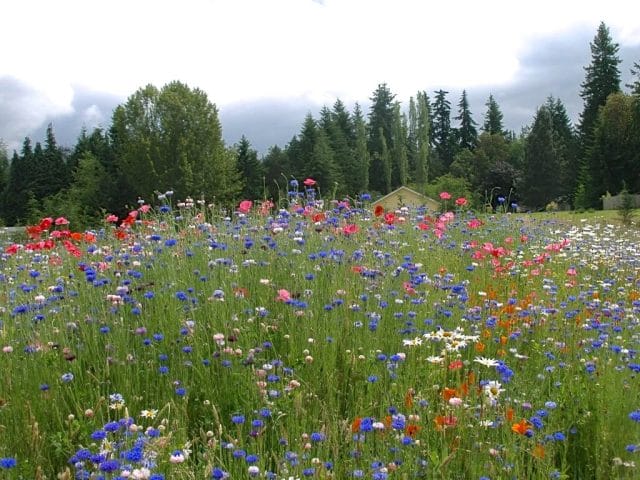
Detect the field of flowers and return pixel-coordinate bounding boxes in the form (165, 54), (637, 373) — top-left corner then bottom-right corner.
(0, 184), (639, 479)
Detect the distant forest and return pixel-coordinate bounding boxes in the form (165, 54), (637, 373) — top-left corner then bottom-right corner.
(1, 22), (640, 227)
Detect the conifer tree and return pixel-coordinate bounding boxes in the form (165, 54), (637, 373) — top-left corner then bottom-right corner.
(455, 90), (478, 150)
(482, 94), (505, 136)
(415, 91), (430, 186)
(576, 22), (621, 208)
(352, 103), (370, 194)
(431, 90), (455, 171)
(368, 84), (395, 194)
(235, 135), (264, 200)
(521, 105), (562, 209)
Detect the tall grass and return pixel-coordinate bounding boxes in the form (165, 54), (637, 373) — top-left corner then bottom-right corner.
(0, 198), (638, 479)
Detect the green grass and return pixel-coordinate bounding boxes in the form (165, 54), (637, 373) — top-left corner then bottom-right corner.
(0, 204), (639, 479)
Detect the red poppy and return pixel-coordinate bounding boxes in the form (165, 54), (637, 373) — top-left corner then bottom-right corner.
(374, 205), (385, 217)
(384, 212), (395, 225)
(238, 200), (252, 214)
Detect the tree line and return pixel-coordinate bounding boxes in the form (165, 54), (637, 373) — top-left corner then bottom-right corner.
(1, 22), (639, 227)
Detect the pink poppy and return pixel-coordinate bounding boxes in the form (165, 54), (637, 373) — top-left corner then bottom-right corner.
(276, 289), (291, 302)
(106, 214), (119, 223)
(439, 191), (451, 200)
(455, 197), (467, 207)
(238, 200), (253, 214)
(303, 178), (317, 187)
(342, 223), (359, 235)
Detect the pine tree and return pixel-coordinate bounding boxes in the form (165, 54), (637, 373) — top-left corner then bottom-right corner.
(545, 97), (578, 205)
(578, 22), (621, 144)
(415, 92), (430, 186)
(521, 105), (562, 209)
(368, 84), (395, 194)
(319, 103), (351, 195)
(432, 90), (455, 171)
(482, 94), (505, 136)
(455, 90), (478, 150)
(235, 135), (265, 200)
(352, 103), (370, 194)
(3, 139), (33, 225)
(628, 61), (640, 95)
(587, 92), (635, 198)
(262, 145), (291, 203)
(576, 22), (622, 208)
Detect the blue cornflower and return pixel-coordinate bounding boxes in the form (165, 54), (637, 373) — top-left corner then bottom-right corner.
(310, 432), (325, 442)
(391, 414), (406, 430)
(553, 431), (566, 441)
(231, 414), (245, 424)
(232, 449), (246, 459)
(61, 372), (74, 383)
(99, 459), (120, 472)
(303, 467), (315, 476)
(124, 447), (144, 462)
(90, 430), (107, 441)
(629, 410), (640, 423)
(0, 457), (17, 468)
(211, 467), (228, 479)
(103, 421), (120, 432)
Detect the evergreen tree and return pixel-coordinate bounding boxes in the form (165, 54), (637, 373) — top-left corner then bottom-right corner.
(482, 94), (505, 136)
(407, 96), (418, 179)
(262, 145), (291, 203)
(297, 114), (339, 190)
(415, 92), (430, 186)
(628, 61), (640, 95)
(576, 22), (622, 208)
(578, 22), (621, 144)
(42, 124), (68, 194)
(521, 105), (562, 209)
(431, 90), (455, 170)
(352, 103), (370, 194)
(319, 103), (351, 195)
(368, 84), (395, 193)
(3, 139), (33, 225)
(235, 135), (265, 200)
(391, 102), (408, 188)
(0, 141), (8, 223)
(545, 97), (578, 204)
(455, 90), (478, 150)
(375, 127), (392, 194)
(65, 152), (112, 227)
(586, 92), (635, 198)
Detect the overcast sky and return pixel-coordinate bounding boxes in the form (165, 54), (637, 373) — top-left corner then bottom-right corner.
(1, 0), (640, 155)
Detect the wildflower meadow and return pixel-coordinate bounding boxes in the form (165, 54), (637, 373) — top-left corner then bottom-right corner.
(0, 183), (639, 480)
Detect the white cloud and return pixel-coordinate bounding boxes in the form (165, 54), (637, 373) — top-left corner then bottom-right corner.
(1, 0), (639, 140)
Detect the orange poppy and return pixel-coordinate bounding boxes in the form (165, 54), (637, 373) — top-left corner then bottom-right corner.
(351, 417), (362, 433)
(511, 418), (531, 435)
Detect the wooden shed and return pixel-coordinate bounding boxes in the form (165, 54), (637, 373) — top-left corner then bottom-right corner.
(371, 186), (440, 212)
